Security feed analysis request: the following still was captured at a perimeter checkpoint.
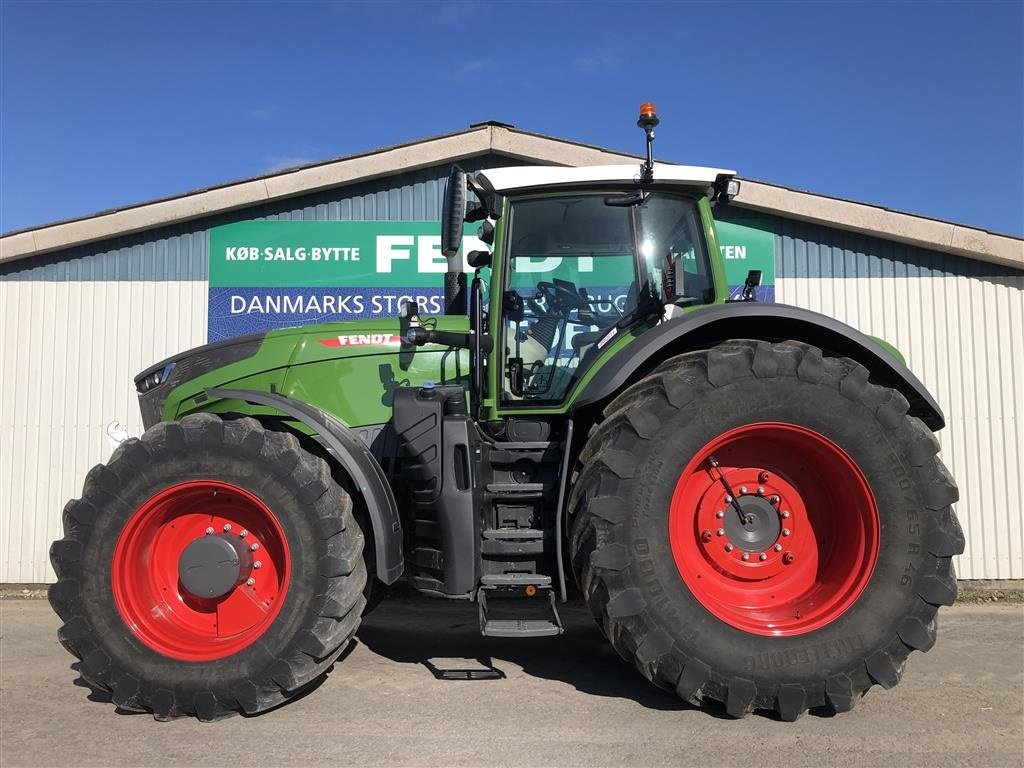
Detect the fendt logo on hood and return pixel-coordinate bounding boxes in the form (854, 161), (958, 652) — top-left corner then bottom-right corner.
(317, 334), (401, 348)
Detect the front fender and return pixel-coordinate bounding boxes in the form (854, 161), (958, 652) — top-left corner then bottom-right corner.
(206, 387), (404, 584)
(575, 302), (945, 430)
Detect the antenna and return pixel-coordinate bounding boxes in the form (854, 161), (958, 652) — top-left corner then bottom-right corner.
(637, 102), (659, 182)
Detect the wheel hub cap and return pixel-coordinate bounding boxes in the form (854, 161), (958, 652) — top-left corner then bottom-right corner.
(178, 534), (253, 599)
(724, 496), (780, 552)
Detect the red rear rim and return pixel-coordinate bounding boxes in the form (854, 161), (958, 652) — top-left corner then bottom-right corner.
(669, 423), (879, 636)
(112, 480), (290, 661)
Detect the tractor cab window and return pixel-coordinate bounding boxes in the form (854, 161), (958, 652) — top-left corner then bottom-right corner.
(501, 192), (711, 404)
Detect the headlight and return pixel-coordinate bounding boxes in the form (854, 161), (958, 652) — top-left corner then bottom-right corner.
(136, 363), (175, 393)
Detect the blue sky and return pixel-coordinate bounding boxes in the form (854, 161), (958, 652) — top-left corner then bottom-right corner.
(2, 1), (1022, 236)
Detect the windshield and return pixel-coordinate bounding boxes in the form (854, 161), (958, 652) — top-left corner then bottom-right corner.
(501, 192), (713, 404)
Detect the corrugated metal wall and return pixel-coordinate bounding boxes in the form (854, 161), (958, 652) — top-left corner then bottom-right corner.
(2, 164), (1021, 582)
(722, 208), (1023, 580)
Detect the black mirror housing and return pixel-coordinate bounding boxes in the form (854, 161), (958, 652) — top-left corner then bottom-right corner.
(442, 166), (467, 257)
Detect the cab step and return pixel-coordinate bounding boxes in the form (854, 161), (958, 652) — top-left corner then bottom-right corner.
(477, 586), (564, 638)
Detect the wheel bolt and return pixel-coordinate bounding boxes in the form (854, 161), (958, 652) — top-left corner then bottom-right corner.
(223, 524), (232, 532)
(701, 530), (713, 543)
(246, 578), (255, 586)
(774, 543), (783, 552)
(239, 529), (248, 538)
(205, 527), (214, 535)
(724, 494), (732, 503)
(715, 510), (724, 519)
(781, 510), (791, 519)
(759, 553), (768, 561)
(253, 561), (262, 569)
(739, 486), (748, 495)
(759, 471), (770, 483)
(250, 543), (259, 551)
(770, 496), (780, 505)
(725, 544), (734, 552)
(741, 553), (750, 561)
(757, 486), (765, 496)
(783, 552), (795, 565)
(716, 528), (725, 537)
(782, 528), (791, 537)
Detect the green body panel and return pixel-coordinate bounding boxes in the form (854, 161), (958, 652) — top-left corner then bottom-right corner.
(166, 316), (469, 428)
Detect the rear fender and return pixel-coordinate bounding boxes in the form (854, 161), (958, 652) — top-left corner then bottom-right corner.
(205, 387), (404, 584)
(575, 303), (945, 430)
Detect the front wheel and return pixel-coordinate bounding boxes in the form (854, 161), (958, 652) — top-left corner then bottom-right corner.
(569, 340), (963, 719)
(49, 414), (367, 720)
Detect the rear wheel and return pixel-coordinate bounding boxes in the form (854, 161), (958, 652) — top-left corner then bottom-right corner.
(569, 340), (963, 719)
(49, 414), (367, 720)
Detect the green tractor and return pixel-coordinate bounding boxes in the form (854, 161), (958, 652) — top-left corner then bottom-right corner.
(49, 106), (963, 721)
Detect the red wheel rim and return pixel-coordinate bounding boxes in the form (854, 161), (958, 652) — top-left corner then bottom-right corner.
(669, 423), (879, 636)
(112, 480), (290, 661)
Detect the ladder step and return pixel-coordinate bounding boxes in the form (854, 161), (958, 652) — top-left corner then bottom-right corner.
(492, 441), (554, 450)
(486, 483), (548, 497)
(483, 528), (545, 540)
(482, 619), (562, 638)
(481, 573), (552, 587)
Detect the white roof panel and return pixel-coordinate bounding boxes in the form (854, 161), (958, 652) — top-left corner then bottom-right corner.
(478, 163), (736, 193)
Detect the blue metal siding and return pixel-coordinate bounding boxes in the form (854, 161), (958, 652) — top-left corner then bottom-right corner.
(0, 155), (526, 282)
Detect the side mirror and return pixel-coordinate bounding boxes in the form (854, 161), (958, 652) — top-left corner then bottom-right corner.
(442, 166), (467, 257)
(741, 269), (762, 302)
(466, 249), (491, 269)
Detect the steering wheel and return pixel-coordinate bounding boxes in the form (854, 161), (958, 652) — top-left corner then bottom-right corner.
(535, 279), (581, 315)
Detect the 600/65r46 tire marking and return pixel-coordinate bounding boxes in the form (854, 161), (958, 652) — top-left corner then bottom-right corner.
(112, 480), (290, 661)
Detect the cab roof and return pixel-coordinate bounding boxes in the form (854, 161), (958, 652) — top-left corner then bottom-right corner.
(477, 163), (736, 194)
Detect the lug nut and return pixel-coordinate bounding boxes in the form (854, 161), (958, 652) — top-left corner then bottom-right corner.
(774, 543), (783, 552)
(770, 496), (780, 505)
(741, 553), (750, 561)
(223, 524), (232, 532)
(715, 510), (724, 519)
(253, 561), (262, 569)
(757, 486), (765, 495)
(701, 530), (713, 543)
(739, 486), (748, 495)
(759, 553), (768, 561)
(724, 494), (733, 503)
(239, 529), (248, 537)
(782, 528), (791, 537)
(783, 552), (795, 565)
(781, 510), (791, 519)
(716, 528), (725, 537)
(725, 544), (734, 552)
(250, 543), (259, 551)
(246, 578), (255, 586)
(205, 527), (215, 535)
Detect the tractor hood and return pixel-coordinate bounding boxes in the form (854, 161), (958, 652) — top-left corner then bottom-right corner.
(134, 316), (469, 429)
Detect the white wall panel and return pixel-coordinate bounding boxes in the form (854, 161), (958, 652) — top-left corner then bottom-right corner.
(0, 281), (207, 582)
(777, 274), (1024, 579)
(1, 272), (1022, 581)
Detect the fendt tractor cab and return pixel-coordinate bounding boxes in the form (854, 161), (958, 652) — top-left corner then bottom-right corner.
(50, 105), (963, 722)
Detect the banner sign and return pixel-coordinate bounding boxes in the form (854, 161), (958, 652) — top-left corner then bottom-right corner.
(208, 221), (485, 341)
(208, 217), (776, 341)
(716, 217), (775, 302)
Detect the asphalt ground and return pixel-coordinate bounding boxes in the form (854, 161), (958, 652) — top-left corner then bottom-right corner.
(1, 597), (1021, 768)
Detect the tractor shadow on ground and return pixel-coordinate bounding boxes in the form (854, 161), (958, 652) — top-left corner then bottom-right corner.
(356, 590), (727, 716)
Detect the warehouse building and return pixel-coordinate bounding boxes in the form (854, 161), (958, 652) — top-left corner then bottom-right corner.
(1, 122), (1021, 584)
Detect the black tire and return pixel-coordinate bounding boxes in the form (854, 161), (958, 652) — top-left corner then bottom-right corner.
(569, 340), (963, 720)
(49, 413), (367, 720)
